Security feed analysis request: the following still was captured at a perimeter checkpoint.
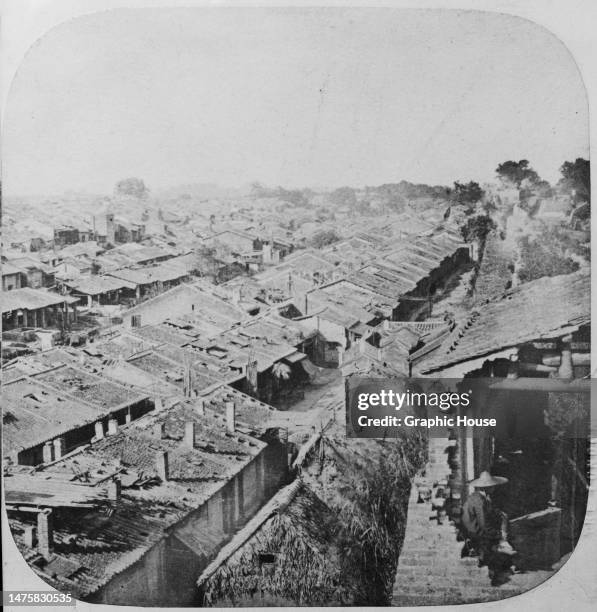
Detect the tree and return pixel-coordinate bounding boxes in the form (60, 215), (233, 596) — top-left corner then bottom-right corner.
(330, 186), (357, 209)
(114, 177), (149, 199)
(517, 233), (580, 283)
(276, 187), (308, 207)
(308, 229), (341, 249)
(533, 179), (553, 199)
(558, 158), (590, 203)
(460, 214), (497, 245)
(452, 181), (485, 207)
(355, 200), (373, 215)
(250, 182), (271, 198)
(495, 160), (540, 187)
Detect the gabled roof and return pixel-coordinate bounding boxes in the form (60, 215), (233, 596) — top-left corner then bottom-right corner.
(67, 275), (137, 295)
(6, 256), (54, 274)
(419, 271), (590, 374)
(107, 261), (188, 286)
(3, 377), (106, 456)
(30, 363), (148, 410)
(1, 288), (73, 313)
(2, 262), (23, 277)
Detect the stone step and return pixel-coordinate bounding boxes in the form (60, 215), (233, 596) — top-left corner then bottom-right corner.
(394, 585), (521, 598)
(392, 450), (557, 607)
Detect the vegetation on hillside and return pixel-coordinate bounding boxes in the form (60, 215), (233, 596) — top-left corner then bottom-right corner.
(517, 228), (581, 283)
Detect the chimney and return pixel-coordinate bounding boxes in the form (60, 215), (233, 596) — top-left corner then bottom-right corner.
(107, 418), (119, 436)
(359, 338), (366, 354)
(53, 438), (64, 461)
(506, 358), (519, 379)
(225, 401), (236, 433)
(152, 422), (165, 439)
(108, 476), (121, 501)
(154, 396), (164, 411)
(94, 421), (105, 440)
(125, 408), (132, 425)
(558, 336), (574, 379)
(196, 398), (205, 416)
(37, 509), (53, 560)
(156, 451), (170, 482)
(183, 421), (196, 449)
(42, 441), (54, 464)
(383, 319), (390, 331)
(23, 525), (37, 549)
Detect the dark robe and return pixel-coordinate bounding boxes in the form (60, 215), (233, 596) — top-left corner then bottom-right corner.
(461, 491), (502, 543)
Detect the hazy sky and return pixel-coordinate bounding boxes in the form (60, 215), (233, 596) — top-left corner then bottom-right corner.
(3, 7), (589, 196)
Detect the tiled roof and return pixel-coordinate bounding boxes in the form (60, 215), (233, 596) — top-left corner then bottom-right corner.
(107, 261), (188, 286)
(1, 288), (70, 314)
(31, 364), (147, 410)
(90, 333), (159, 359)
(202, 386), (277, 434)
(67, 275), (137, 295)
(2, 377), (104, 456)
(2, 262), (25, 276)
(6, 399), (268, 598)
(7, 256), (55, 274)
(214, 324), (297, 372)
(158, 399), (266, 457)
(9, 496), (189, 598)
(126, 348), (237, 391)
(308, 279), (395, 321)
(122, 283), (247, 331)
(100, 360), (181, 397)
(131, 323), (197, 346)
(420, 271), (590, 373)
(111, 244), (174, 263)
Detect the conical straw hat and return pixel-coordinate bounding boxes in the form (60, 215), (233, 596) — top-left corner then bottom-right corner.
(469, 471), (508, 488)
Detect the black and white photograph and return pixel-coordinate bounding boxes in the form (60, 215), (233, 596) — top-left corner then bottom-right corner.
(1, 1), (594, 609)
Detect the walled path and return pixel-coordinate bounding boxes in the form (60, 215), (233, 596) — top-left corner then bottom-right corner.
(391, 437), (555, 606)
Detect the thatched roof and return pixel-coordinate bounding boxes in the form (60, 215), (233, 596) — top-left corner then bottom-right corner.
(197, 479), (357, 606)
(198, 423), (427, 607)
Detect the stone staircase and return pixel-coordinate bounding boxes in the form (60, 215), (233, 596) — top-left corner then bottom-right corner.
(392, 437), (554, 606)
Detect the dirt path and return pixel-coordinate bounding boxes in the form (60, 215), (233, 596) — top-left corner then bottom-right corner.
(266, 366), (344, 440)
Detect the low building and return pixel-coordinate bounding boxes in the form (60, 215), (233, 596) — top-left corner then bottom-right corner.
(63, 275), (138, 307)
(120, 283), (248, 330)
(2, 288), (79, 331)
(114, 216), (146, 243)
(53, 225), (81, 247)
(5, 390), (289, 605)
(342, 319), (451, 377)
(2, 262), (23, 291)
(197, 481), (356, 606)
(106, 261), (190, 300)
(6, 256), (55, 289)
(3, 359), (153, 466)
(54, 257), (95, 281)
(205, 229), (262, 255)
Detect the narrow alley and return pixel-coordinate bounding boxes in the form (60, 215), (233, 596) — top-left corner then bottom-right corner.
(392, 437), (557, 606)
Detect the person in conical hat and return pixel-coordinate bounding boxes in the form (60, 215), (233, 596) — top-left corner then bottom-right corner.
(469, 471), (509, 488)
(461, 470), (514, 583)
